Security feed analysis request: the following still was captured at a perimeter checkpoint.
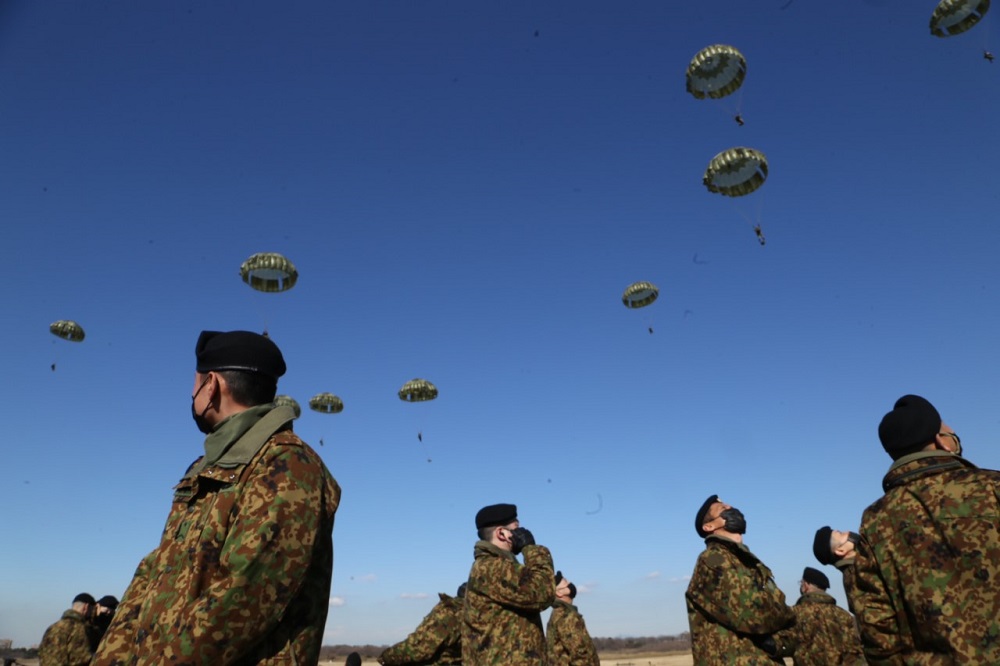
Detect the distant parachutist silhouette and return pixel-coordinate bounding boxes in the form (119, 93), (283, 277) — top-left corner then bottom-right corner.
(418, 431), (423, 442)
(734, 114), (745, 126)
(985, 51), (995, 63)
(754, 225), (766, 246)
(51, 363), (56, 371)
(648, 327), (654, 335)
(319, 438), (324, 447)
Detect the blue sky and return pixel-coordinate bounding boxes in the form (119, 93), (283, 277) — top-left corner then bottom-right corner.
(4, 0), (1000, 649)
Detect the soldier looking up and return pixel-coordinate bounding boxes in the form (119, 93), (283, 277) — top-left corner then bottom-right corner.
(461, 503), (554, 666)
(854, 394), (1000, 663)
(685, 495), (795, 664)
(92, 330), (342, 665)
(546, 571), (600, 666)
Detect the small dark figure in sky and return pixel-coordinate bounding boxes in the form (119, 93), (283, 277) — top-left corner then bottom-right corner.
(418, 431), (423, 442)
(754, 225), (766, 246)
(648, 327), (654, 335)
(985, 51), (995, 63)
(735, 114), (745, 126)
(51, 363), (56, 371)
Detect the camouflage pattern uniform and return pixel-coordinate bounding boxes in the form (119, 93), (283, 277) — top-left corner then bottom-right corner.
(93, 405), (341, 665)
(854, 451), (1000, 664)
(685, 535), (795, 665)
(462, 540), (555, 666)
(38, 609), (93, 666)
(786, 591), (864, 666)
(834, 557), (859, 616)
(546, 600), (600, 666)
(379, 592), (463, 665)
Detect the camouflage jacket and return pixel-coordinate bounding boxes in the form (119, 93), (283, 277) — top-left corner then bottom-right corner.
(854, 452), (1000, 665)
(685, 535), (795, 665)
(787, 592), (864, 666)
(379, 592), (463, 665)
(545, 601), (599, 666)
(834, 558), (858, 616)
(38, 609), (93, 666)
(93, 406), (341, 665)
(461, 540), (555, 666)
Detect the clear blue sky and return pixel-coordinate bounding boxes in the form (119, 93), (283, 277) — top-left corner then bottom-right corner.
(4, 0), (1000, 649)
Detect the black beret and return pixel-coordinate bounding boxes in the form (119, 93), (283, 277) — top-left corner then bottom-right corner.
(195, 330), (286, 380)
(878, 395), (940, 457)
(695, 494), (719, 538)
(802, 566), (830, 590)
(97, 595), (119, 610)
(456, 582), (467, 598)
(345, 652), (362, 666)
(73, 592), (95, 605)
(475, 503), (517, 530)
(813, 526), (834, 566)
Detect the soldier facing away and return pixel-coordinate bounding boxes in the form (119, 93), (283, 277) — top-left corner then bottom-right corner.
(378, 583), (465, 665)
(38, 592), (94, 666)
(546, 571), (600, 666)
(784, 567), (864, 666)
(854, 394), (1000, 663)
(685, 495), (795, 664)
(92, 330), (342, 665)
(462, 503), (555, 666)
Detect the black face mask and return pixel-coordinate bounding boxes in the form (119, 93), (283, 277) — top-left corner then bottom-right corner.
(847, 531), (861, 546)
(191, 376), (213, 434)
(720, 507), (747, 534)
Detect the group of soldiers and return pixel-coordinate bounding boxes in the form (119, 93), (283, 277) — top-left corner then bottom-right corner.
(31, 329), (1000, 665)
(377, 503), (599, 666)
(686, 394), (1000, 664)
(37, 593), (118, 666)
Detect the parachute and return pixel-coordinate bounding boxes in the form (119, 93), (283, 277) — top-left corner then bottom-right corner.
(703, 147), (768, 198)
(686, 45), (747, 100)
(622, 282), (659, 309)
(398, 379), (438, 403)
(274, 395), (302, 419)
(309, 393), (344, 414)
(240, 252), (298, 293)
(930, 0), (990, 37)
(50, 320), (85, 342)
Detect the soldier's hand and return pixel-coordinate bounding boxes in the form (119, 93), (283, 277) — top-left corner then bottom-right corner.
(510, 527), (536, 554)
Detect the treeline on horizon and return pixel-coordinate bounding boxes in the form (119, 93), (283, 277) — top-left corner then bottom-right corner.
(318, 633), (693, 659)
(2, 633), (693, 659)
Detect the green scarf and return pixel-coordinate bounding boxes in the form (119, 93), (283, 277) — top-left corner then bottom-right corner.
(199, 404), (273, 470)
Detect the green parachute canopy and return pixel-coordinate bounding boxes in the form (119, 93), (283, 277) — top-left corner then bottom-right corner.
(274, 395), (302, 419)
(240, 252), (298, 293)
(309, 393), (344, 414)
(703, 147), (768, 197)
(930, 0), (990, 37)
(622, 282), (659, 309)
(686, 45), (747, 100)
(50, 320), (85, 342)
(398, 378), (438, 403)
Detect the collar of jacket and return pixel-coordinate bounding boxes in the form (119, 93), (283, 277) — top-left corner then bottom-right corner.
(62, 608), (86, 621)
(705, 534), (762, 566)
(474, 539), (518, 562)
(882, 451), (975, 492)
(797, 591), (835, 606)
(552, 600), (578, 611)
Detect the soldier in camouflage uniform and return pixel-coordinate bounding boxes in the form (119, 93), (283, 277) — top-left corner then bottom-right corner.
(813, 526), (860, 615)
(854, 394), (1000, 664)
(685, 495), (795, 665)
(546, 571), (599, 666)
(784, 567), (864, 666)
(462, 503), (555, 666)
(38, 593), (95, 666)
(378, 583), (465, 665)
(93, 330), (341, 665)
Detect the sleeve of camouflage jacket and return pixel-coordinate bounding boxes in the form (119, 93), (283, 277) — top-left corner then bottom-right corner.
(481, 545), (555, 610)
(164, 444), (333, 663)
(379, 600), (451, 665)
(552, 607), (600, 666)
(685, 550), (793, 636)
(851, 531), (908, 665)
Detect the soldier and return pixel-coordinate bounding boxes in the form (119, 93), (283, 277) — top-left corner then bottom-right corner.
(462, 503), (554, 665)
(87, 595), (119, 651)
(38, 592), (94, 666)
(546, 571), (600, 666)
(346, 652), (362, 666)
(685, 495), (795, 664)
(813, 526), (860, 614)
(784, 567), (863, 665)
(378, 583), (465, 665)
(92, 330), (342, 665)
(854, 394), (1000, 663)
